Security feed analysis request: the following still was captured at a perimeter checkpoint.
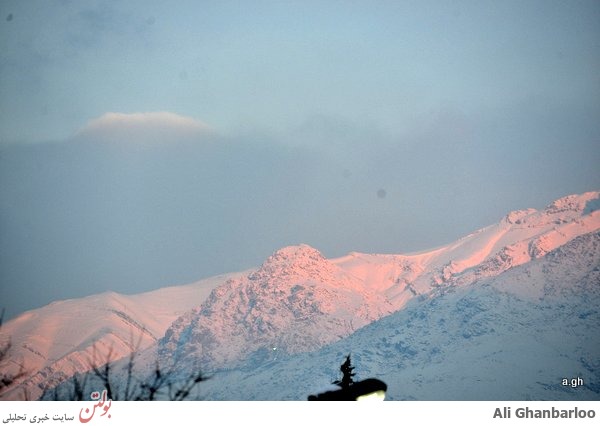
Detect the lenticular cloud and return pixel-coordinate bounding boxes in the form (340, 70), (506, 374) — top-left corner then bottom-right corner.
(75, 112), (213, 143)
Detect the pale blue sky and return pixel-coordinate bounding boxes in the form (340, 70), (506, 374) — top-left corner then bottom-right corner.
(1, 0), (599, 319)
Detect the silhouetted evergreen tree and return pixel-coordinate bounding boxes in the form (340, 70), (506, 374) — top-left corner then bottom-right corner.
(310, 354), (386, 400)
(332, 354), (355, 389)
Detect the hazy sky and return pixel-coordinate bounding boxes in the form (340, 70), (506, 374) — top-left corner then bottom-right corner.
(1, 0), (599, 320)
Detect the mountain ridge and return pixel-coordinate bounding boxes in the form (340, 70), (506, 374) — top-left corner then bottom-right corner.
(1, 190), (599, 400)
(186, 231), (600, 400)
(156, 191), (599, 373)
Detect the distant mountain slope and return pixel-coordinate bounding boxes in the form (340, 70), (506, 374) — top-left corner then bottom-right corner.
(0, 272), (245, 400)
(188, 231), (600, 400)
(334, 191), (600, 306)
(158, 191), (599, 374)
(2, 190), (599, 400)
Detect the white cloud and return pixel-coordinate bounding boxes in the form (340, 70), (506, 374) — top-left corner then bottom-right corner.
(75, 112), (213, 142)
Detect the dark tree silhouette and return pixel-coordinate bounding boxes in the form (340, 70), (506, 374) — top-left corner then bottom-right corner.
(42, 333), (207, 401)
(0, 310), (205, 401)
(310, 354), (387, 400)
(332, 354), (355, 389)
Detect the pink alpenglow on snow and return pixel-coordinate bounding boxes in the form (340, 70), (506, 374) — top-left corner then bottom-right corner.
(1, 191), (599, 400)
(74, 112), (213, 143)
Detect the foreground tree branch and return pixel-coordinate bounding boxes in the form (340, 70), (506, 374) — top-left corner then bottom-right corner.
(43, 330), (208, 401)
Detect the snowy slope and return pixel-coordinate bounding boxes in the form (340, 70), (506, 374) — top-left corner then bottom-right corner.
(157, 191), (600, 374)
(2, 190), (599, 400)
(0, 272), (246, 400)
(335, 191), (600, 306)
(157, 245), (394, 371)
(182, 231), (600, 400)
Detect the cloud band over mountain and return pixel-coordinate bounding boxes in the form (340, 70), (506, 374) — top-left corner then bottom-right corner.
(74, 112), (213, 143)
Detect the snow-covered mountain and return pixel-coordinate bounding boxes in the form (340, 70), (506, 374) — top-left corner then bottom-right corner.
(156, 191), (600, 374)
(2, 190), (599, 400)
(0, 272), (246, 400)
(157, 244), (394, 371)
(190, 230), (600, 400)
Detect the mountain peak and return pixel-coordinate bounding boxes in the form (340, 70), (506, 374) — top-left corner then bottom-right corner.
(271, 243), (322, 257)
(500, 191), (599, 228)
(248, 244), (331, 282)
(544, 191), (599, 214)
(503, 208), (538, 225)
